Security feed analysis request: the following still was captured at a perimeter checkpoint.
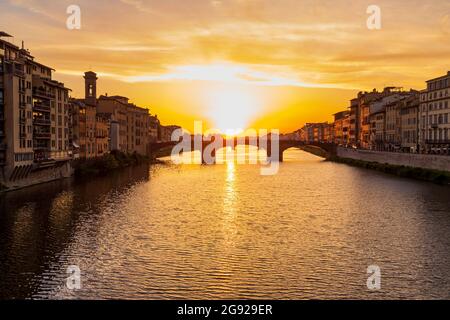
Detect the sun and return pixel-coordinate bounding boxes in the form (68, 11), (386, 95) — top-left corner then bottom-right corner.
(205, 85), (259, 135)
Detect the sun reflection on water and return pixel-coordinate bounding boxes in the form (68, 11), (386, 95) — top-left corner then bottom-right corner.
(221, 160), (238, 247)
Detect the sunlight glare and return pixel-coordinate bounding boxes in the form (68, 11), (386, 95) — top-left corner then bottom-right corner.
(205, 84), (259, 135)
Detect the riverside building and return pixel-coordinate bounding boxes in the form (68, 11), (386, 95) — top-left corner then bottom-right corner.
(419, 71), (450, 154)
(1, 32), (72, 188)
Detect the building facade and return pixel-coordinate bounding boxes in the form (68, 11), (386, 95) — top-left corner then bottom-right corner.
(419, 71), (450, 154)
(97, 94), (152, 155)
(300, 122), (332, 143)
(333, 111), (349, 145)
(1, 33), (71, 186)
(369, 109), (385, 151)
(71, 72), (113, 159)
(400, 94), (420, 152)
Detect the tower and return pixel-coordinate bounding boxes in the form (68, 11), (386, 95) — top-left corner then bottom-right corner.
(84, 71), (97, 106)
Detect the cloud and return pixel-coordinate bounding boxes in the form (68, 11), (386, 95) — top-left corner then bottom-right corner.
(119, 0), (159, 14)
(64, 63), (334, 88)
(7, 0), (60, 21)
(2, 0), (449, 92)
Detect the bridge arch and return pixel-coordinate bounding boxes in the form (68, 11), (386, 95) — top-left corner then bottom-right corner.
(149, 139), (336, 163)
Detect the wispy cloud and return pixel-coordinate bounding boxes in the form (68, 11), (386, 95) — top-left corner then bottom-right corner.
(7, 0), (61, 21)
(2, 0), (450, 125)
(57, 63), (335, 88)
(125, 63), (334, 87)
(119, 0), (159, 14)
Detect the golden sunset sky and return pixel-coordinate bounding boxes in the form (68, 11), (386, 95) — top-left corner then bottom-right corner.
(1, 0), (449, 132)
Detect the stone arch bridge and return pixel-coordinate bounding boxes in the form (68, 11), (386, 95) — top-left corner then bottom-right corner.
(149, 137), (336, 163)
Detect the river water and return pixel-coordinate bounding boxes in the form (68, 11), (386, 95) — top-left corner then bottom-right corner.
(1, 149), (450, 299)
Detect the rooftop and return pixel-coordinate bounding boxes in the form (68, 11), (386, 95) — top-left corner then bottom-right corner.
(426, 71), (450, 83)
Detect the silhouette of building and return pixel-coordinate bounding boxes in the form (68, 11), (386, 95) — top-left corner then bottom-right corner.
(148, 115), (160, 143)
(158, 125), (181, 143)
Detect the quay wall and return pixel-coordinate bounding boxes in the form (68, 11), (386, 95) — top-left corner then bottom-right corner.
(0, 162), (73, 192)
(336, 147), (450, 173)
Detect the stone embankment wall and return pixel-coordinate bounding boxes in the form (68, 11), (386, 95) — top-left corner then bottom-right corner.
(336, 147), (450, 173)
(1, 162), (73, 191)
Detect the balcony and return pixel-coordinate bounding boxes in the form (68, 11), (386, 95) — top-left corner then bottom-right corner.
(0, 143), (6, 150)
(19, 132), (26, 138)
(33, 118), (51, 126)
(33, 103), (51, 113)
(19, 87), (26, 94)
(34, 132), (51, 139)
(0, 113), (4, 121)
(19, 101), (27, 108)
(33, 88), (55, 99)
(33, 144), (50, 151)
(14, 68), (25, 78)
(0, 158), (5, 166)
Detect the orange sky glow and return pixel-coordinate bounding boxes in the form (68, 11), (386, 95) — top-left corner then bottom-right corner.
(1, 0), (449, 132)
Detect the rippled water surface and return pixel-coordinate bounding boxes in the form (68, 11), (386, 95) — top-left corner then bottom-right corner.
(1, 150), (450, 299)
